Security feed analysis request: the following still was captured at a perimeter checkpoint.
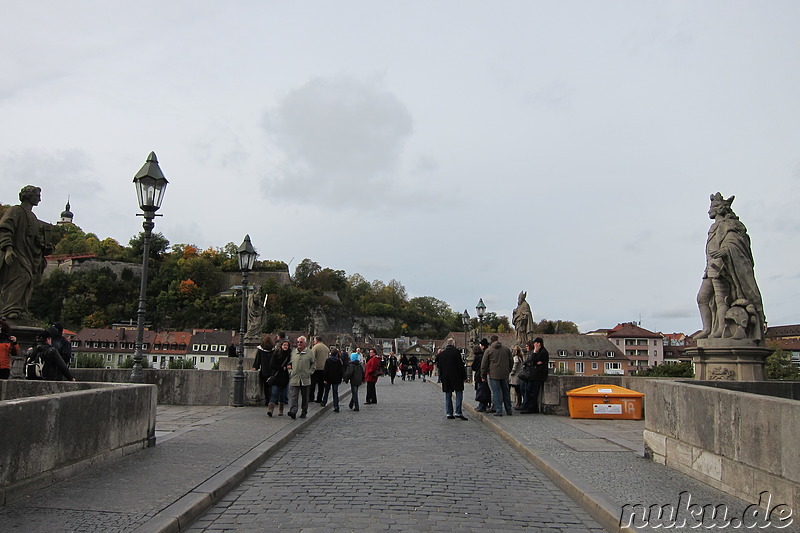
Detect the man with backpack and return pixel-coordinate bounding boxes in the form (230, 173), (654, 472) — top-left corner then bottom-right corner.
(26, 330), (75, 381)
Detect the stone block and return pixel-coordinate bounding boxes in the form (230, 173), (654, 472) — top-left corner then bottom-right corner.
(714, 390), (740, 460)
(780, 401), (800, 483)
(692, 449), (722, 481)
(738, 396), (782, 476)
(675, 383), (716, 450)
(752, 469), (794, 513)
(643, 429), (666, 457)
(666, 437), (693, 468)
(721, 456), (754, 501)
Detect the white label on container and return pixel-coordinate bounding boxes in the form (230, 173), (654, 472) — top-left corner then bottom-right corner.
(593, 404), (622, 414)
(597, 388), (613, 393)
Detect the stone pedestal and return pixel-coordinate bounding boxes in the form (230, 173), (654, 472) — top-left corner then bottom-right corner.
(688, 339), (772, 381)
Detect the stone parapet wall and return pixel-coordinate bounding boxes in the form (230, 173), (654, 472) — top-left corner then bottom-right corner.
(643, 380), (800, 512)
(70, 368), (263, 406)
(0, 381), (156, 504)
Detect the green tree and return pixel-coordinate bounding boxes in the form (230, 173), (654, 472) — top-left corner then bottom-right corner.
(168, 358), (196, 369)
(635, 361), (694, 378)
(76, 354), (106, 368)
(766, 344), (800, 380)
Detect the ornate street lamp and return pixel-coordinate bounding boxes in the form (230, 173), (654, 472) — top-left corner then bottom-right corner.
(233, 234), (257, 407)
(462, 309), (471, 382)
(461, 310), (470, 357)
(476, 298), (486, 344)
(130, 152), (168, 383)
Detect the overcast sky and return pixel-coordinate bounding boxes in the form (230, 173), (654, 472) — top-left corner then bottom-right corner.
(2, 1), (799, 335)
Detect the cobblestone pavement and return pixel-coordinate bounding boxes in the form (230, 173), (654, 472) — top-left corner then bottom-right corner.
(186, 380), (607, 533)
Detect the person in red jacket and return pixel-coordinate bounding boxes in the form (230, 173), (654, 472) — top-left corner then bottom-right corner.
(364, 348), (382, 405)
(0, 319), (17, 379)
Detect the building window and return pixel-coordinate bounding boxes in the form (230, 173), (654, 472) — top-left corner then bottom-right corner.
(71, 340), (79, 348)
(201, 344), (208, 352)
(575, 350), (585, 358)
(558, 350), (568, 357)
(575, 361), (584, 374)
(606, 351), (615, 358)
(193, 344), (200, 351)
(118, 355), (124, 364)
(605, 362), (621, 371)
(211, 357), (216, 363)
(200, 357), (205, 363)
(107, 354), (112, 361)
(558, 361), (568, 371)
(192, 356), (197, 364)
(109, 342), (115, 349)
(592, 362), (598, 370)
(588, 350), (598, 358)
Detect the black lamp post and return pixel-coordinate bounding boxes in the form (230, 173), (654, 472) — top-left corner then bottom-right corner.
(461, 310), (470, 357)
(462, 309), (471, 381)
(476, 298), (486, 344)
(233, 234), (257, 407)
(130, 152), (168, 383)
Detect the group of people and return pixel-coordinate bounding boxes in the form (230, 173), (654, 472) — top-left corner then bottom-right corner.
(252, 334), (386, 418)
(0, 319), (75, 382)
(468, 335), (549, 417)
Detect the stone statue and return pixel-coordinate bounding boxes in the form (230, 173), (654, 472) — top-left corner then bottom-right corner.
(0, 186), (54, 320)
(245, 286), (266, 342)
(695, 193), (765, 342)
(512, 291), (535, 348)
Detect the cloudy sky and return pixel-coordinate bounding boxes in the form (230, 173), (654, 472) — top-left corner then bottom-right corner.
(2, 1), (799, 335)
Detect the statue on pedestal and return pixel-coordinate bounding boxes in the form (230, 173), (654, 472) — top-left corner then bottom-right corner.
(512, 291), (535, 348)
(245, 286), (266, 343)
(0, 186), (54, 320)
(695, 193), (765, 342)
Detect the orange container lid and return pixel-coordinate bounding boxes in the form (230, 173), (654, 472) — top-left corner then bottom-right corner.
(566, 384), (644, 398)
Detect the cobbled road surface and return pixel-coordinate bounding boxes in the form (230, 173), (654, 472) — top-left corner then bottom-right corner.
(186, 377), (606, 533)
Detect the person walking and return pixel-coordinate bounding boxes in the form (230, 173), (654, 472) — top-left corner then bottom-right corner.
(252, 335), (274, 406)
(322, 347), (343, 412)
(343, 353), (364, 411)
(287, 336), (315, 420)
(399, 354), (409, 381)
(364, 348), (382, 404)
(471, 340), (491, 412)
(509, 345), (524, 410)
(267, 338), (292, 416)
(387, 352), (398, 384)
(0, 319), (18, 380)
(520, 337), (549, 414)
(437, 338), (468, 420)
(311, 336), (329, 403)
(481, 335), (514, 417)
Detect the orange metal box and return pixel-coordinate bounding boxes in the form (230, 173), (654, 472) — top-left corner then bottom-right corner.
(566, 384), (644, 420)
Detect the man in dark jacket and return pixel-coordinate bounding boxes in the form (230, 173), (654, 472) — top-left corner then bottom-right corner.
(47, 323), (72, 367)
(438, 338), (468, 420)
(29, 331), (75, 382)
(481, 335), (514, 417)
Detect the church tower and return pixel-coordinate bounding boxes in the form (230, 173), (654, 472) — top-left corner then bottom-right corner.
(57, 198), (74, 225)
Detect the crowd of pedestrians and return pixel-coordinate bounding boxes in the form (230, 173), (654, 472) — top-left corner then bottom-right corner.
(252, 331), (550, 424)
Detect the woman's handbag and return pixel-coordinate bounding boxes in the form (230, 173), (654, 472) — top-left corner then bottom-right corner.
(265, 374), (276, 386)
(517, 364), (532, 382)
(475, 381), (491, 403)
